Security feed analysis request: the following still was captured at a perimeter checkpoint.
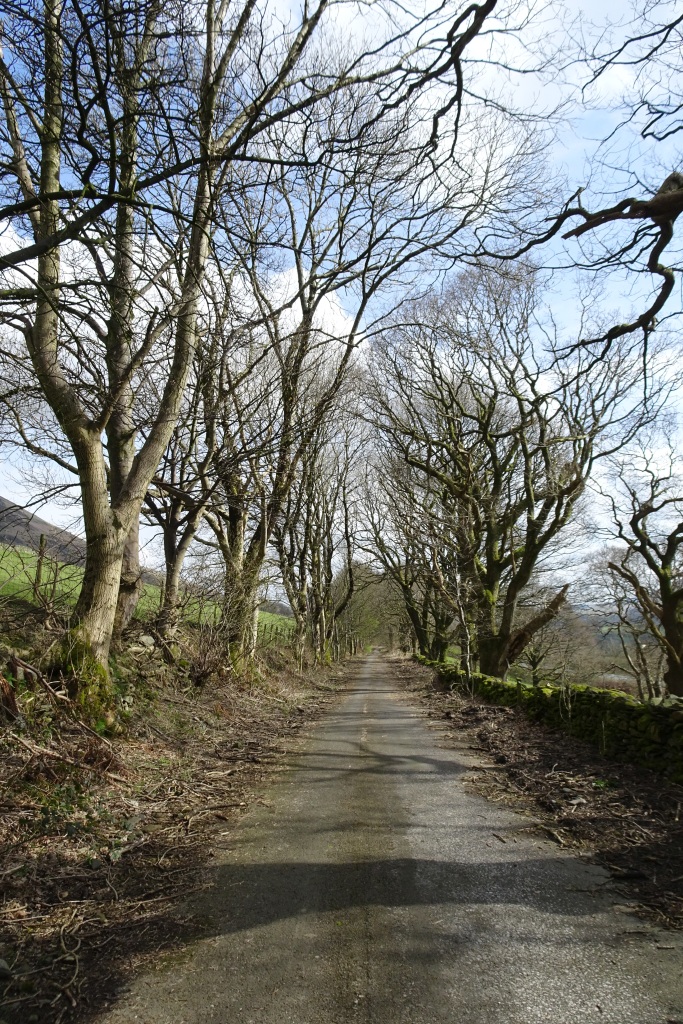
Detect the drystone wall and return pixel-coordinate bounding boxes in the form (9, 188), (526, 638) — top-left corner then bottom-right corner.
(419, 659), (683, 785)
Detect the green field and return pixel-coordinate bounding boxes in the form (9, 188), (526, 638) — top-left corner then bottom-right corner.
(0, 544), (82, 608)
(257, 610), (295, 639)
(0, 544), (293, 638)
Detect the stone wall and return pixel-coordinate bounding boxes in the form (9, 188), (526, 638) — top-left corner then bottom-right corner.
(418, 659), (683, 785)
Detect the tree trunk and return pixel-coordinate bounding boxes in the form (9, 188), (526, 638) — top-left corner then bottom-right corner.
(479, 586), (570, 679)
(226, 588), (259, 664)
(71, 440), (128, 672)
(113, 518), (141, 637)
(158, 543), (183, 638)
(403, 593), (431, 658)
(663, 660), (683, 697)
(427, 634), (449, 663)
(478, 635), (508, 678)
(73, 529), (126, 666)
(293, 619), (307, 671)
(506, 586), (569, 668)
(156, 508), (208, 638)
(108, 64), (143, 636)
(248, 605), (259, 658)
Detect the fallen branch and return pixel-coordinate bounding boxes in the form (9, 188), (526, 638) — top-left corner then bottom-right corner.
(14, 736), (128, 784)
(540, 825), (566, 846)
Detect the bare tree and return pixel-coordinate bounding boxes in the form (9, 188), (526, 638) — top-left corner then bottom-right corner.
(367, 266), (657, 677)
(511, 596), (610, 689)
(185, 55), (548, 663)
(140, 340), (219, 639)
(335, 566), (413, 654)
(363, 465), (457, 662)
(597, 551), (666, 700)
(506, 2), (683, 352)
(274, 412), (361, 666)
(2, 0), (351, 688)
(0, 2), (504, 690)
(0, 0), (559, 699)
(601, 437), (683, 696)
(583, 2), (683, 145)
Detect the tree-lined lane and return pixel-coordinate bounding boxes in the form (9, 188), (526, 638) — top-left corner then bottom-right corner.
(99, 656), (683, 1024)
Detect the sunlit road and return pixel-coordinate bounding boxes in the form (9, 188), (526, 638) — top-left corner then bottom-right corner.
(99, 655), (683, 1024)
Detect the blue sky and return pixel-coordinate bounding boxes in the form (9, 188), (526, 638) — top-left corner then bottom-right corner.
(2, 0), (681, 554)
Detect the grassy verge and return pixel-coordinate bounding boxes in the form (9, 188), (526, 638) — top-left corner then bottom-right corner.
(0, 545), (294, 638)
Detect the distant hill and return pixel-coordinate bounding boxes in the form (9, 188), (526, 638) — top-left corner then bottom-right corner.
(0, 496), (163, 586)
(0, 495), (86, 565)
(261, 599), (294, 618)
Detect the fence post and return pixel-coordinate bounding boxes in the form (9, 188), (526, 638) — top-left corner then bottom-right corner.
(33, 533), (47, 604)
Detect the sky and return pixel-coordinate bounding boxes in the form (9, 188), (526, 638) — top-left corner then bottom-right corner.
(1, 0), (681, 561)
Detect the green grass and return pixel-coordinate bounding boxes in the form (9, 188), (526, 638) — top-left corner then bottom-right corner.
(0, 544), (82, 608)
(259, 610), (294, 634)
(257, 610), (295, 641)
(0, 544), (294, 637)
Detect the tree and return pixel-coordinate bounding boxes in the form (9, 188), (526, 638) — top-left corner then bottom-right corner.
(584, 2), (683, 145)
(596, 550), (666, 700)
(602, 438), (683, 696)
(461, 4), (683, 362)
(367, 266), (655, 677)
(335, 565), (412, 654)
(140, 341), (219, 639)
(186, 39), (549, 661)
(2, 0), (345, 692)
(274, 411), (360, 666)
(363, 463), (457, 662)
(2, 0), (523, 692)
(511, 597), (610, 689)
(525, 2), (683, 353)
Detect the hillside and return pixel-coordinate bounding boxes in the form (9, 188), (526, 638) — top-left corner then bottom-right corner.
(0, 497), (168, 588)
(0, 495), (86, 564)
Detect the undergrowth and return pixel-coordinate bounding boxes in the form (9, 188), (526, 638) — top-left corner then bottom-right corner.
(0, 600), (349, 1023)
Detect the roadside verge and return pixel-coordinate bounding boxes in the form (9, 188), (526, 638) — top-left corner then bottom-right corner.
(391, 655), (683, 930)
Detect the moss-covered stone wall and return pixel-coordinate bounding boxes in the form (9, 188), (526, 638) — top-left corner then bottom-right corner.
(418, 659), (683, 785)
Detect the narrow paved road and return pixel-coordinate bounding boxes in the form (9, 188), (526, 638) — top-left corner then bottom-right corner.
(100, 656), (683, 1024)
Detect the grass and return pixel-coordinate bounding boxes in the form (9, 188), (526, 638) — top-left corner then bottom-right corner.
(258, 610), (295, 636)
(0, 544), (294, 637)
(0, 543), (82, 608)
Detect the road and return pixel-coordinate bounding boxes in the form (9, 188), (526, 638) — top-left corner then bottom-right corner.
(99, 655), (683, 1024)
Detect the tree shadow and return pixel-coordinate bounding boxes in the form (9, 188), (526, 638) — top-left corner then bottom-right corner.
(0, 843), (616, 1024)
(195, 853), (608, 935)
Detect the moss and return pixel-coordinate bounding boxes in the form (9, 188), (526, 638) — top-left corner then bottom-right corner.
(422, 656), (683, 785)
(51, 631), (116, 724)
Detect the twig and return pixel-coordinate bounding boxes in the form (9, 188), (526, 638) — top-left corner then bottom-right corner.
(147, 723), (184, 747)
(186, 802), (242, 829)
(246, 691), (287, 705)
(540, 825), (566, 846)
(14, 735), (81, 768)
(0, 865), (25, 879)
(129, 885), (208, 908)
(13, 735), (128, 784)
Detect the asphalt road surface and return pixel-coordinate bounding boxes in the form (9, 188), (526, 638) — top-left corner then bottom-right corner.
(99, 655), (683, 1024)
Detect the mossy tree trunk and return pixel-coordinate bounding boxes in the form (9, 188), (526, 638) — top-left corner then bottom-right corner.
(8, 1), (217, 701)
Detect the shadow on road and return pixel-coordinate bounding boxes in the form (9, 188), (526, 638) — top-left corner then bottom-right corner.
(194, 852), (606, 936)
